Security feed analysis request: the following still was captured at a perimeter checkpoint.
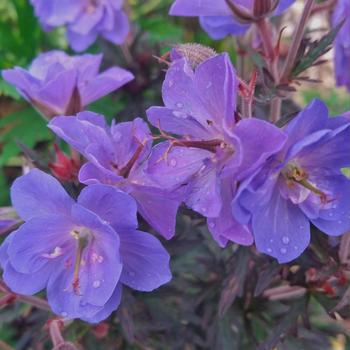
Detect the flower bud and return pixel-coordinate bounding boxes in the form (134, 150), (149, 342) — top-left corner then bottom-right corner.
(49, 145), (80, 182)
(225, 0), (280, 23)
(172, 43), (217, 69)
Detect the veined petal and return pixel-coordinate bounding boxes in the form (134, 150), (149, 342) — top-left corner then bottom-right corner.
(233, 118), (287, 180)
(194, 53), (237, 131)
(119, 229), (171, 291)
(81, 66), (134, 106)
(7, 215), (73, 274)
(208, 177), (253, 246)
(147, 142), (212, 189)
(78, 184), (138, 231)
(252, 190), (310, 263)
(185, 163), (222, 217)
(11, 169), (74, 220)
(131, 185), (182, 239)
(169, 0), (232, 16)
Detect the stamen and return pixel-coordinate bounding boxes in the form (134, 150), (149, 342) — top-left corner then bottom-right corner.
(70, 230), (89, 296)
(285, 165), (328, 200)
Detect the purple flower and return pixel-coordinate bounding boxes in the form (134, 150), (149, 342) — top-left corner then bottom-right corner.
(2, 51), (133, 119)
(0, 169), (171, 323)
(30, 0), (129, 51)
(233, 100), (350, 263)
(169, 0), (295, 39)
(49, 113), (182, 239)
(146, 53), (287, 246)
(332, 0), (350, 91)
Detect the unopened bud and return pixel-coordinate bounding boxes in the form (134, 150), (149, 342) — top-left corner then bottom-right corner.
(253, 0), (279, 19)
(225, 0), (280, 23)
(172, 43), (217, 69)
(49, 144), (80, 182)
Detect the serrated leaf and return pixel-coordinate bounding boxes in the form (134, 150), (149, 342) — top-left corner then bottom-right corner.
(291, 20), (344, 77)
(257, 299), (306, 350)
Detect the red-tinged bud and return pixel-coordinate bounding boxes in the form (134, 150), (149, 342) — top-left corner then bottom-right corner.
(92, 323), (109, 339)
(321, 282), (336, 296)
(49, 145), (80, 182)
(0, 294), (17, 309)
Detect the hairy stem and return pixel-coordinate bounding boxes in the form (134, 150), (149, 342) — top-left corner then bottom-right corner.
(256, 18), (281, 122)
(281, 0), (315, 83)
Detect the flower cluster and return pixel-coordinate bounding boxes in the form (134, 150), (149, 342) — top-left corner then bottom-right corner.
(1, 0), (350, 328)
(30, 0), (129, 51)
(169, 0), (295, 39)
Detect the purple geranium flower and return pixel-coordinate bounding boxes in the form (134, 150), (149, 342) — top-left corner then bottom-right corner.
(146, 53), (287, 246)
(0, 169), (171, 323)
(49, 113), (182, 239)
(233, 100), (350, 263)
(2, 51), (133, 119)
(332, 0), (350, 91)
(30, 0), (129, 52)
(170, 0), (295, 39)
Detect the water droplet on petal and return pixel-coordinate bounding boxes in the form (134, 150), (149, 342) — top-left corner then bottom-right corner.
(173, 111), (187, 118)
(267, 248), (272, 253)
(201, 207), (207, 213)
(282, 236), (290, 244)
(92, 280), (101, 288)
(176, 102), (183, 109)
(170, 158), (177, 167)
(61, 311), (68, 317)
(280, 247), (287, 254)
(168, 80), (174, 87)
(206, 82), (212, 89)
(208, 222), (215, 228)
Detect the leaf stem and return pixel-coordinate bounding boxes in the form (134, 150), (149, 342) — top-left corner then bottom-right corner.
(280, 0), (315, 83)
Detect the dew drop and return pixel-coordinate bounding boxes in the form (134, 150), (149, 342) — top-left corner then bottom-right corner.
(176, 102), (183, 109)
(170, 158), (177, 167)
(61, 311), (68, 317)
(92, 280), (101, 288)
(168, 80), (174, 87)
(206, 82), (212, 89)
(201, 207), (207, 213)
(173, 111), (186, 118)
(280, 247), (287, 254)
(208, 222), (215, 228)
(282, 236), (290, 244)
(267, 248), (272, 253)
(269, 239), (274, 243)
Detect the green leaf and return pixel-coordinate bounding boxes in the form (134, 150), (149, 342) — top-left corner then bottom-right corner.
(0, 107), (52, 165)
(0, 79), (20, 99)
(291, 20), (344, 77)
